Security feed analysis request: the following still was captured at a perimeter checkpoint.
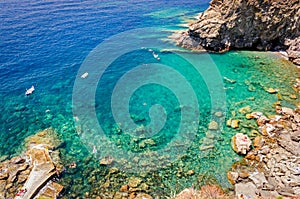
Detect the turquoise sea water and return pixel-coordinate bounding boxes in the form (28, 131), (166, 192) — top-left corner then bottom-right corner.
(1, 0), (299, 198)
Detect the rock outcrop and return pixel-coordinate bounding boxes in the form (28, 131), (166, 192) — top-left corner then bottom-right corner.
(231, 133), (252, 155)
(173, 0), (300, 65)
(227, 106), (300, 198)
(0, 128), (64, 199)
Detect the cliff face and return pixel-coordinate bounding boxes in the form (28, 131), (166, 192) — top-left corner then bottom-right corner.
(175, 0), (300, 65)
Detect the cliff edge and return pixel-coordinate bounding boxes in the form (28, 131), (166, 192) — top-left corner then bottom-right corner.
(174, 0), (300, 65)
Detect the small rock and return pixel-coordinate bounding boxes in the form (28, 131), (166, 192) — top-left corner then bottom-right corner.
(277, 93), (283, 100)
(235, 182), (257, 198)
(254, 136), (264, 148)
(214, 111), (223, 117)
(199, 145), (214, 151)
(291, 131), (300, 142)
(290, 94), (297, 99)
(174, 188), (199, 199)
(208, 121), (219, 130)
(266, 88), (278, 94)
(120, 184), (129, 192)
(239, 106), (251, 114)
(114, 192), (123, 199)
(227, 171), (238, 185)
(259, 190), (280, 198)
(249, 172), (268, 188)
(139, 183), (149, 191)
(205, 131), (215, 139)
(100, 156), (114, 166)
(0, 172), (8, 180)
(135, 193), (153, 199)
(257, 115), (269, 126)
(109, 167), (119, 174)
(186, 170), (195, 176)
(128, 177), (143, 188)
(5, 183), (13, 190)
(231, 133), (252, 155)
(231, 120), (239, 129)
(282, 107), (294, 115)
(226, 119), (232, 127)
(11, 156), (26, 164)
(245, 114), (254, 119)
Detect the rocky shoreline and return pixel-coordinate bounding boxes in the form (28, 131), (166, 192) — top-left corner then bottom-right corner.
(0, 128), (64, 199)
(229, 105), (300, 198)
(172, 0), (300, 65)
(171, 0), (300, 197)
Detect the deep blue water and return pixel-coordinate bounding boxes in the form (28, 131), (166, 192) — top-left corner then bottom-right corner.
(1, 0), (300, 198)
(0, 0), (210, 155)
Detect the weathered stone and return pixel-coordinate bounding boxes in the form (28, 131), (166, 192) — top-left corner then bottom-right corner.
(214, 111), (223, 117)
(282, 107), (294, 116)
(120, 184), (129, 192)
(0, 172), (8, 180)
(17, 164), (29, 172)
(227, 171), (238, 185)
(174, 188), (199, 199)
(0, 180), (6, 192)
(239, 106), (251, 115)
(109, 167), (119, 174)
(186, 170), (195, 176)
(238, 171), (250, 179)
(134, 193), (153, 199)
(259, 190), (280, 198)
(245, 113), (254, 119)
(128, 177), (142, 188)
(17, 174), (28, 184)
(174, 0), (300, 65)
(235, 182), (257, 199)
(38, 181), (64, 199)
(278, 135), (300, 156)
(100, 156), (115, 166)
(291, 131), (300, 142)
(231, 120), (239, 129)
(208, 121), (219, 130)
(253, 136), (264, 149)
(226, 119), (232, 127)
(249, 172), (268, 188)
(257, 115), (269, 126)
(199, 145), (214, 151)
(266, 88), (278, 94)
(10, 156), (26, 164)
(231, 133), (252, 154)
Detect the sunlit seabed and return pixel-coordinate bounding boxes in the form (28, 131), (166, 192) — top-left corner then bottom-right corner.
(1, 49), (299, 198)
(1, 1), (299, 198)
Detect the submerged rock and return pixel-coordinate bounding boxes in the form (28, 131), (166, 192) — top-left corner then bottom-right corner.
(100, 156), (115, 166)
(128, 176), (143, 188)
(208, 120), (219, 130)
(266, 88), (278, 94)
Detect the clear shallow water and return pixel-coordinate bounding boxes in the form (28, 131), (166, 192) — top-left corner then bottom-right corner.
(1, 0), (300, 198)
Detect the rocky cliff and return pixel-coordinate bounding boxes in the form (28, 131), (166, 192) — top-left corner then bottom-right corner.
(174, 0), (300, 65)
